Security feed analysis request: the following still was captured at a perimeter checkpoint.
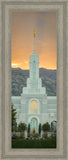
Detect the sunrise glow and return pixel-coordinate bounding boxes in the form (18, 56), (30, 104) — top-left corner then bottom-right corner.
(12, 12), (57, 70)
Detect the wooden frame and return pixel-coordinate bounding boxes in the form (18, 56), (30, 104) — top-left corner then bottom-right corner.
(0, 0), (68, 159)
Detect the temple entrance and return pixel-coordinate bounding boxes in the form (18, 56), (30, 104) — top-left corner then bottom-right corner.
(30, 118), (38, 133)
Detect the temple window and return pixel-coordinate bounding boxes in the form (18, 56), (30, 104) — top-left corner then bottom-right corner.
(30, 100), (38, 114)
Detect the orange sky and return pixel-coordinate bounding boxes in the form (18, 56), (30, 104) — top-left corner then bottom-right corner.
(11, 12), (57, 69)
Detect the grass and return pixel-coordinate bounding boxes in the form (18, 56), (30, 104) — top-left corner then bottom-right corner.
(12, 137), (56, 148)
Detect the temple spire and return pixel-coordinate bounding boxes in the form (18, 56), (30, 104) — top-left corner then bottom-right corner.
(33, 30), (36, 54)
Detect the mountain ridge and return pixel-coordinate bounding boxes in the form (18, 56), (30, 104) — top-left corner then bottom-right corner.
(12, 67), (56, 96)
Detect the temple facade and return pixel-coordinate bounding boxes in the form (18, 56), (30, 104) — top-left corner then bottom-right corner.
(12, 31), (57, 134)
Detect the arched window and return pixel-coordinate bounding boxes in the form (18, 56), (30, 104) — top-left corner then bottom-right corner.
(30, 100), (38, 114)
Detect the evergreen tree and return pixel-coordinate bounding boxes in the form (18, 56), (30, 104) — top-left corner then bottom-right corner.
(28, 124), (30, 133)
(11, 104), (17, 132)
(42, 122), (50, 132)
(39, 123), (41, 134)
(18, 122), (27, 132)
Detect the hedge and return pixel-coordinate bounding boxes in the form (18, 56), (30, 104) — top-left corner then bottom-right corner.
(12, 137), (56, 148)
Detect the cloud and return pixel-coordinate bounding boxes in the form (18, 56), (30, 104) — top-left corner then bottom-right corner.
(12, 12), (57, 69)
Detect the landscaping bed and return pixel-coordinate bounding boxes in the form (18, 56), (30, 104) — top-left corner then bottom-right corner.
(12, 137), (56, 148)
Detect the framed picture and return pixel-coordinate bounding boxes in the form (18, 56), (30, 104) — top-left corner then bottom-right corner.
(11, 11), (57, 149)
(0, 0), (68, 160)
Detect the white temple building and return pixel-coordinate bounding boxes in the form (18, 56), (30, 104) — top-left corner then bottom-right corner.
(12, 31), (57, 134)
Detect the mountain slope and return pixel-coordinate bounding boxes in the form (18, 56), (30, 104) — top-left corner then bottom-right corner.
(12, 68), (56, 96)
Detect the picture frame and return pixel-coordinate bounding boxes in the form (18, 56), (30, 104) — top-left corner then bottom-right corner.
(0, 0), (68, 160)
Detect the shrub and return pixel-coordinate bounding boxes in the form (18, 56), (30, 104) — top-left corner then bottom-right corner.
(43, 133), (48, 139)
(42, 122), (50, 132)
(28, 133), (31, 137)
(12, 135), (17, 139)
(32, 133), (39, 138)
(20, 134), (24, 139)
(18, 122), (27, 132)
(12, 138), (56, 148)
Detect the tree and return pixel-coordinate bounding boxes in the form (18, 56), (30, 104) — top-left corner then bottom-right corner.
(28, 124), (30, 133)
(18, 122), (27, 132)
(11, 104), (17, 132)
(39, 123), (41, 134)
(42, 122), (50, 132)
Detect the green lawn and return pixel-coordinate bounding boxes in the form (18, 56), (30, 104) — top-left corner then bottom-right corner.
(12, 137), (56, 148)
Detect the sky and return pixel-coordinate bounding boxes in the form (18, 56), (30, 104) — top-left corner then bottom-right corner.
(11, 12), (57, 69)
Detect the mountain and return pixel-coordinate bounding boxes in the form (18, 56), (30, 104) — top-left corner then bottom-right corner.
(12, 68), (56, 96)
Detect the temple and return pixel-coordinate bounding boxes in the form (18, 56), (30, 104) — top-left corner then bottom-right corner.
(12, 31), (57, 134)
